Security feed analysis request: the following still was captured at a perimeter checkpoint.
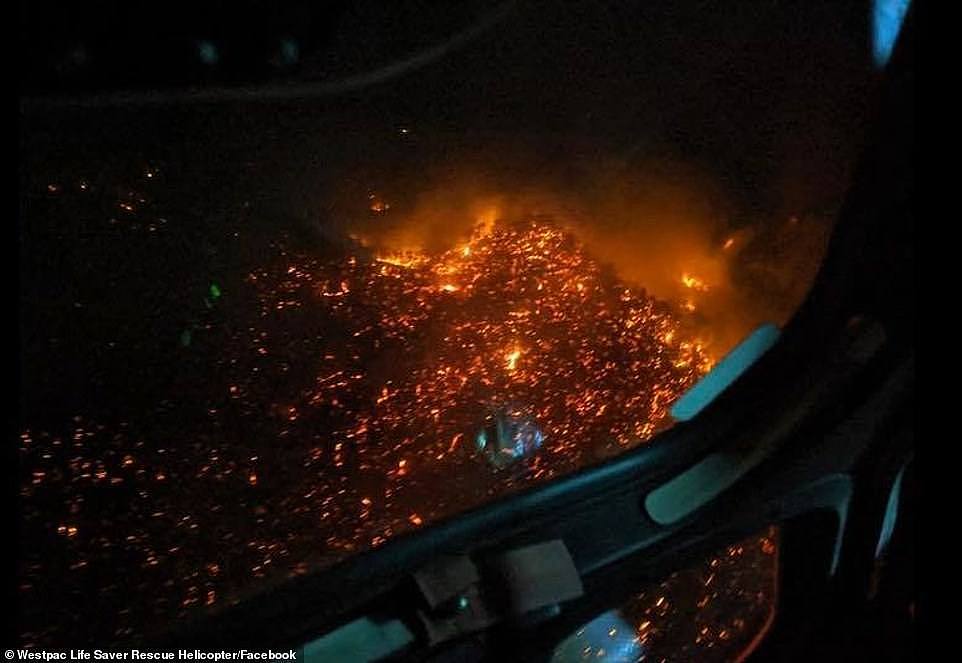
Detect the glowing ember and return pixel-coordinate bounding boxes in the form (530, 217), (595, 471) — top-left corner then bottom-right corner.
(368, 193), (391, 214)
(505, 348), (522, 371)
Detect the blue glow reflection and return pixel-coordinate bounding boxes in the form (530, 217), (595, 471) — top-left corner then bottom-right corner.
(476, 410), (544, 468)
(551, 610), (643, 663)
(873, 0), (910, 68)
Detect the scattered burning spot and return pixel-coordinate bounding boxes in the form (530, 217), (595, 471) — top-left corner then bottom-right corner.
(505, 348), (522, 372)
(374, 251), (429, 269)
(368, 192), (391, 214)
(264, 217), (712, 478)
(681, 272), (709, 292)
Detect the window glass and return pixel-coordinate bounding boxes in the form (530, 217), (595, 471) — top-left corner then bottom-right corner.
(551, 528), (779, 663)
(20, 0), (879, 646)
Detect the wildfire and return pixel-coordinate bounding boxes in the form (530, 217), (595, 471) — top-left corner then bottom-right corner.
(19, 214), (719, 647)
(681, 272), (709, 292)
(505, 348), (522, 371)
(18, 169), (764, 649)
(374, 251), (429, 269)
(249, 218), (714, 499)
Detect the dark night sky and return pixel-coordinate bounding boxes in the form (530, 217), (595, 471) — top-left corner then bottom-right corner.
(21, 0), (879, 215)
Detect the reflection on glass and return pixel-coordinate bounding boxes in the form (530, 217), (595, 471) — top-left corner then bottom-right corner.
(872, 0), (911, 68)
(551, 527), (778, 663)
(476, 408), (546, 469)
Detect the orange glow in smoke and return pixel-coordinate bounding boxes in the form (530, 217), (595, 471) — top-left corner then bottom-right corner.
(681, 272), (709, 291)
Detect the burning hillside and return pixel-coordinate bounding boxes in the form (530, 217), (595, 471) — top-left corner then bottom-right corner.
(20, 213), (715, 645)
(251, 217), (712, 487)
